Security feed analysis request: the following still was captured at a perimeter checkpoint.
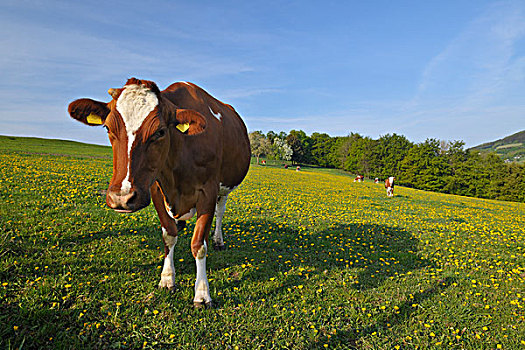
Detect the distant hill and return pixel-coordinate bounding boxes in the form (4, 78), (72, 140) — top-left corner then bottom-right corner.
(0, 135), (111, 159)
(471, 130), (525, 163)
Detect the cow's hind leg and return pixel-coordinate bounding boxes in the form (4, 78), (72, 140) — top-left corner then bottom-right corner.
(212, 194), (228, 250)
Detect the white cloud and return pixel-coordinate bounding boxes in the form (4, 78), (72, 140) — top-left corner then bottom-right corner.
(218, 87), (282, 100)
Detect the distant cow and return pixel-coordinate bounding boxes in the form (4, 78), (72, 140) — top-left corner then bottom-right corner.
(68, 78), (251, 308)
(385, 176), (395, 197)
(354, 175), (364, 182)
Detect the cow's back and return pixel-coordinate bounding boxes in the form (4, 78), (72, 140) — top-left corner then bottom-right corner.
(163, 82), (250, 188)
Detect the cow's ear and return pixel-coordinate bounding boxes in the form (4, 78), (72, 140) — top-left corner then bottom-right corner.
(174, 109), (207, 135)
(68, 98), (110, 126)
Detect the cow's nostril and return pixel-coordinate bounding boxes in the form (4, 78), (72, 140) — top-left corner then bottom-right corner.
(106, 191), (119, 209)
(125, 191), (138, 209)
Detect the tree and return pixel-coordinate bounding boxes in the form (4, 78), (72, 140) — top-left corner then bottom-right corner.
(399, 139), (450, 192)
(266, 131), (278, 144)
(442, 140), (469, 195)
(249, 131), (271, 164)
(483, 153), (506, 199)
(335, 136), (352, 169)
(339, 133), (376, 175)
(356, 137), (376, 177)
(500, 163), (525, 202)
(311, 133), (337, 167)
(272, 137), (293, 161)
(339, 133), (361, 172)
(446, 141), (468, 171)
(375, 134), (413, 178)
(286, 130), (312, 165)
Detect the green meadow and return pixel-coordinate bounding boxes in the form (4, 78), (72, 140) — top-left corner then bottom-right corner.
(1, 137), (524, 349)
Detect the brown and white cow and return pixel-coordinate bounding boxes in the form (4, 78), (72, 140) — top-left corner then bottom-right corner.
(68, 78), (251, 307)
(354, 175), (364, 182)
(385, 176), (395, 197)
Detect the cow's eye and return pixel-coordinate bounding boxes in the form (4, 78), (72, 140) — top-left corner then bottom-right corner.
(152, 129), (166, 141)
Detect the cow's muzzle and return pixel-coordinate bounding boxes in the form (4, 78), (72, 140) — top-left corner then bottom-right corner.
(106, 189), (147, 213)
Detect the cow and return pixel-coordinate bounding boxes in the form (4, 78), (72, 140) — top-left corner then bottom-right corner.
(68, 78), (251, 308)
(354, 175), (364, 182)
(385, 176), (395, 197)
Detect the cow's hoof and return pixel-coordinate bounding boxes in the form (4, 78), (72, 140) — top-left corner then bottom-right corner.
(194, 301), (212, 309)
(158, 273), (176, 290)
(158, 285), (176, 292)
(213, 243), (226, 251)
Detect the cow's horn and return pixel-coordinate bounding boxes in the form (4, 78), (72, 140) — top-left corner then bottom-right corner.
(108, 88), (120, 99)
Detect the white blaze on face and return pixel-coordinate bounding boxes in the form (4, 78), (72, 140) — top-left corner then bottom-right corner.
(116, 84), (159, 194)
(388, 176), (395, 185)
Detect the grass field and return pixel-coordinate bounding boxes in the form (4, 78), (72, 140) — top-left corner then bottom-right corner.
(495, 143), (523, 150)
(1, 137), (524, 349)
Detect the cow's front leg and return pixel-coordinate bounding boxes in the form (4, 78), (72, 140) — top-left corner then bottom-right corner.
(192, 210), (214, 308)
(160, 228), (177, 289)
(194, 239), (211, 308)
(151, 183), (178, 290)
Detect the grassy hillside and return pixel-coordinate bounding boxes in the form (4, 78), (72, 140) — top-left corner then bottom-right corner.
(472, 130), (525, 163)
(1, 137), (524, 349)
(0, 135), (111, 159)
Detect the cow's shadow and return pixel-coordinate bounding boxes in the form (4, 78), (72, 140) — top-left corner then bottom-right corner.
(209, 219), (433, 292)
(52, 217), (436, 297)
(63, 218), (434, 294)
(205, 219), (447, 348)
(2, 215), (445, 349)
(24, 217), (434, 296)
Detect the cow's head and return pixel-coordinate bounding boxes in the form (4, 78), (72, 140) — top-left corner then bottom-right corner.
(68, 78), (206, 213)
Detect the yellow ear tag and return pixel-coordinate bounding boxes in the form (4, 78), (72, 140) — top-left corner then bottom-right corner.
(86, 113), (103, 125)
(176, 123), (190, 133)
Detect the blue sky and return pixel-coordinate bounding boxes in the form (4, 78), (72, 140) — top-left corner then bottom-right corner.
(1, 0), (524, 147)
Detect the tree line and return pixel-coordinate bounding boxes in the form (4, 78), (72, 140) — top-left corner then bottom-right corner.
(249, 130), (525, 203)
